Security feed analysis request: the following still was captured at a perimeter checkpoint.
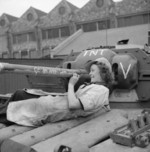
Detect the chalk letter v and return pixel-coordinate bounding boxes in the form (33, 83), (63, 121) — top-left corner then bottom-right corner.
(120, 63), (131, 79)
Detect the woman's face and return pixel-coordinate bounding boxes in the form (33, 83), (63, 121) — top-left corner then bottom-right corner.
(89, 64), (102, 83)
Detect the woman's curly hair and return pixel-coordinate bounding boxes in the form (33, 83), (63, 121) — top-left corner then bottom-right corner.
(94, 62), (114, 91)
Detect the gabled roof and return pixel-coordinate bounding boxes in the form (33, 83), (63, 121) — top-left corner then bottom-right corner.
(48, 0), (79, 14)
(40, 0), (79, 27)
(75, 0), (114, 22)
(65, 0), (79, 12)
(74, 0), (150, 22)
(31, 7), (47, 17)
(20, 6), (47, 19)
(11, 7), (47, 33)
(115, 0), (149, 15)
(2, 13), (18, 23)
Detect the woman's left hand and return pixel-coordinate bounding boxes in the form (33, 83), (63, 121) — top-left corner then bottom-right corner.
(69, 73), (80, 86)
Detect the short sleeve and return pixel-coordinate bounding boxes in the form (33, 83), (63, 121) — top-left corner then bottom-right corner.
(78, 85), (109, 111)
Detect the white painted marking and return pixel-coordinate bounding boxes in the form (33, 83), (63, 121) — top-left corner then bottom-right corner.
(120, 63), (131, 79)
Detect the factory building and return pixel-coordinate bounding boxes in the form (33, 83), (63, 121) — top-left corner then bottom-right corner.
(0, 0), (149, 58)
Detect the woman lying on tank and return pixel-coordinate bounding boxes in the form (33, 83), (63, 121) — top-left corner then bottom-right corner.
(6, 57), (113, 127)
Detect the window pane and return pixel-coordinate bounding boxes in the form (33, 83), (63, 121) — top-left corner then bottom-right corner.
(13, 51), (19, 58)
(2, 52), (8, 58)
(124, 16), (132, 26)
(76, 24), (81, 30)
(29, 48), (36, 52)
(132, 15), (143, 25)
(13, 35), (17, 44)
(143, 13), (150, 24)
(52, 28), (59, 38)
(42, 30), (47, 40)
(28, 32), (36, 41)
(98, 20), (110, 30)
(48, 28), (59, 39)
(148, 37), (150, 45)
(82, 22), (97, 32)
(60, 26), (70, 37)
(117, 18), (124, 27)
(21, 49), (28, 57)
(48, 29), (53, 39)
(17, 34), (27, 43)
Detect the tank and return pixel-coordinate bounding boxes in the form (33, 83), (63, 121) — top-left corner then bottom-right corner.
(0, 44), (150, 152)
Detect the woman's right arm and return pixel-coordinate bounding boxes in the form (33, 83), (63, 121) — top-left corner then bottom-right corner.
(67, 73), (82, 110)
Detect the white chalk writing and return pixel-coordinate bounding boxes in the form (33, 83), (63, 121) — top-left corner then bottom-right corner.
(89, 50), (99, 56)
(83, 51), (88, 56)
(120, 63), (131, 79)
(83, 49), (105, 56)
(33, 67), (77, 76)
(34, 67), (58, 75)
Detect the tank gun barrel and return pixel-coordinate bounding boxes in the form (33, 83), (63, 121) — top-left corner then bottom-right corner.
(0, 62), (87, 77)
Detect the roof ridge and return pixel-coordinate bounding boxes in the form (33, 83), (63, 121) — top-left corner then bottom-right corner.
(3, 13), (18, 22)
(31, 7), (47, 17)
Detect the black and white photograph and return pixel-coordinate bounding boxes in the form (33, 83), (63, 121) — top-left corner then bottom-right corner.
(0, 0), (150, 151)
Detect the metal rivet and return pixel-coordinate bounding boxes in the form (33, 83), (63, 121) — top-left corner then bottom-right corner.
(12, 129), (16, 132)
(31, 135), (35, 139)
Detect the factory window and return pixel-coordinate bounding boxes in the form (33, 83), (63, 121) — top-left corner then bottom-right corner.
(148, 31), (150, 45)
(18, 34), (27, 43)
(118, 12), (150, 27)
(52, 28), (59, 38)
(76, 24), (82, 30)
(13, 35), (17, 44)
(143, 13), (150, 24)
(118, 16), (135, 27)
(28, 32), (36, 41)
(13, 51), (19, 58)
(13, 32), (36, 44)
(132, 15), (143, 25)
(117, 18), (124, 27)
(58, 6), (66, 15)
(60, 26), (70, 37)
(0, 19), (5, 27)
(13, 34), (27, 44)
(48, 28), (59, 39)
(21, 49), (28, 57)
(2, 52), (8, 58)
(27, 13), (34, 21)
(29, 48), (36, 52)
(82, 22), (97, 32)
(98, 20), (110, 30)
(42, 30), (47, 40)
(125, 15), (144, 26)
(124, 16), (132, 26)
(47, 29), (52, 39)
(96, 0), (104, 8)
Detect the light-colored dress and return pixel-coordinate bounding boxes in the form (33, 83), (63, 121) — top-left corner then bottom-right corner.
(7, 84), (110, 126)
